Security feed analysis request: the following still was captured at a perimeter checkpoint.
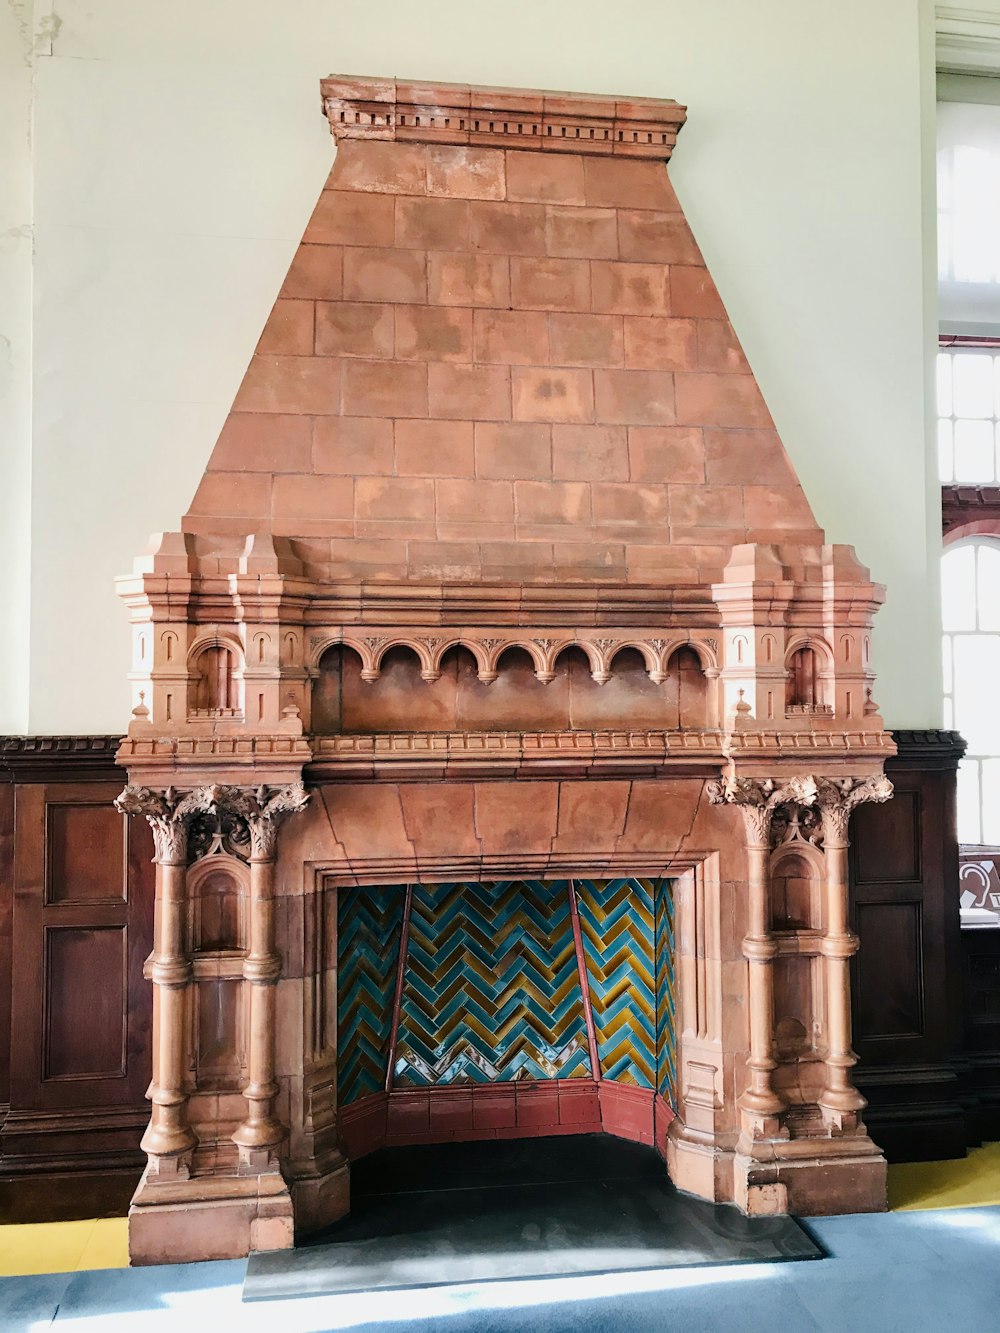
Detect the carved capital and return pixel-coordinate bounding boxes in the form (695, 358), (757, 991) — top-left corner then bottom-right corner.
(815, 775), (894, 846)
(208, 783), (310, 860)
(115, 785), (215, 864)
(707, 775), (819, 848)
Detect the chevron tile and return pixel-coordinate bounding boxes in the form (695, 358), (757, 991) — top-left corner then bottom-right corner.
(654, 877), (677, 1106)
(576, 877), (675, 1099)
(337, 884), (405, 1106)
(395, 880), (591, 1086)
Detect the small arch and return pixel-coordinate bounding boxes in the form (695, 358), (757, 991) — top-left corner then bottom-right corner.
(372, 638), (433, 679)
(311, 642), (365, 733)
(430, 638), (490, 680)
(161, 630), (178, 664)
(498, 640), (551, 679)
(189, 638), (243, 715)
(785, 635), (835, 672)
(664, 645), (711, 729)
(186, 853), (249, 953)
(678, 638), (719, 674)
(607, 641), (660, 679)
(770, 843), (824, 932)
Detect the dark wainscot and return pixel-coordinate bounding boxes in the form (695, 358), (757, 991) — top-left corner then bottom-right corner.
(0, 737), (153, 1220)
(849, 730), (967, 1161)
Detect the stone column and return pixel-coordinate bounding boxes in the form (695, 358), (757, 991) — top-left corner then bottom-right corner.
(115, 785), (214, 1176)
(213, 784), (310, 1170)
(815, 775), (893, 1132)
(708, 775), (817, 1140)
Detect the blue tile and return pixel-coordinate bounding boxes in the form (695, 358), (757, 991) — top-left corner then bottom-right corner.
(789, 1261), (1000, 1333)
(0, 1272), (72, 1329)
(799, 1212), (945, 1270)
(53, 1259), (245, 1323)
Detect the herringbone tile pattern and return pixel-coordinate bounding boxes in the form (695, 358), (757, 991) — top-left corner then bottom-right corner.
(654, 878), (676, 1104)
(395, 880), (591, 1085)
(336, 877), (676, 1104)
(577, 877), (675, 1097)
(337, 884), (405, 1106)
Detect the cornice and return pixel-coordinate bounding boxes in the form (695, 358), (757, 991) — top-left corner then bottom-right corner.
(0, 735), (124, 782)
(937, 5), (1000, 74)
(887, 729), (968, 768)
(320, 75), (686, 160)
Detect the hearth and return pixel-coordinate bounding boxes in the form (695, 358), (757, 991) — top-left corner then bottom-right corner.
(114, 75), (894, 1265)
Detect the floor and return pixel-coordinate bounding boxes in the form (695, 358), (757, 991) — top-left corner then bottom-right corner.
(244, 1138), (818, 1299)
(2, 1145), (1000, 1332)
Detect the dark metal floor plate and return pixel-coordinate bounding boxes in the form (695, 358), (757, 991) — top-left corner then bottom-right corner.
(244, 1135), (821, 1300)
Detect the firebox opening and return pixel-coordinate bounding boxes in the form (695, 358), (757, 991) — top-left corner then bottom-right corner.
(336, 877), (676, 1169)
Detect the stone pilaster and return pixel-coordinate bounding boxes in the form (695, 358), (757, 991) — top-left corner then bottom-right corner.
(210, 784), (310, 1170)
(815, 775), (893, 1132)
(707, 774), (817, 1142)
(114, 785), (214, 1175)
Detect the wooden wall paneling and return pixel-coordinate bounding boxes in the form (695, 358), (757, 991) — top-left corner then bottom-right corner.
(849, 730), (967, 1162)
(0, 778), (13, 1118)
(0, 742), (155, 1219)
(958, 924), (1000, 1144)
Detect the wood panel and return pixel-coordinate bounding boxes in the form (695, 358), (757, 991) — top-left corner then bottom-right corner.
(849, 730), (966, 1162)
(0, 747), (154, 1209)
(854, 901), (924, 1040)
(44, 927), (127, 1079)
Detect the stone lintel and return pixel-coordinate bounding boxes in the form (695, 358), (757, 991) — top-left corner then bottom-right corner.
(320, 74), (687, 159)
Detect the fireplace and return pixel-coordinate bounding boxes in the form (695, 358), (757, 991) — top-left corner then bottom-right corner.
(114, 76), (894, 1265)
(336, 877), (676, 1156)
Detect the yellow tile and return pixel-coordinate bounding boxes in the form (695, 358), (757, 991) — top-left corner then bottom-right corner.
(76, 1218), (129, 1271)
(0, 1219), (94, 1277)
(889, 1141), (1000, 1212)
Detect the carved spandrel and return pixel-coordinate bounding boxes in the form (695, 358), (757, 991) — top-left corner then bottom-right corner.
(187, 807), (252, 864)
(769, 803), (823, 851)
(815, 775), (894, 846)
(208, 783), (310, 860)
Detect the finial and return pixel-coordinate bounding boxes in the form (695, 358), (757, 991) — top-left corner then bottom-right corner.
(735, 688), (752, 715)
(863, 688), (878, 716)
(132, 690), (150, 720)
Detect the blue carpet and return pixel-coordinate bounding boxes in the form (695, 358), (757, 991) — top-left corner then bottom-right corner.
(3, 1209), (1000, 1330)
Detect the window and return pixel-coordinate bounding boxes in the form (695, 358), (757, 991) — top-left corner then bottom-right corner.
(937, 349), (1000, 483)
(942, 540), (1000, 842)
(938, 99), (1000, 848)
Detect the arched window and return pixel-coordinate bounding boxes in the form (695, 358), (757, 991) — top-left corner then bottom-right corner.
(942, 539), (1000, 843)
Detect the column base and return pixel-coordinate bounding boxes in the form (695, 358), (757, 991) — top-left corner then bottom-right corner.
(666, 1120), (736, 1205)
(667, 1116), (887, 1216)
(290, 1151), (351, 1236)
(128, 1161), (294, 1265)
(733, 1135), (888, 1216)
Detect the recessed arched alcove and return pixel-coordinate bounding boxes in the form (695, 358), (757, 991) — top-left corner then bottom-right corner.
(189, 641), (242, 718)
(309, 640), (714, 734)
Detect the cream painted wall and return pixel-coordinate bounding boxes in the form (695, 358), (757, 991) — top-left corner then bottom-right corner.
(7, 0), (942, 733)
(0, 3), (36, 734)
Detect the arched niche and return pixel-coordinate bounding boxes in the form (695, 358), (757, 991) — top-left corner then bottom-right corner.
(770, 844), (823, 933)
(785, 640), (833, 716)
(189, 640), (242, 717)
(186, 854), (249, 953)
(664, 645), (711, 730)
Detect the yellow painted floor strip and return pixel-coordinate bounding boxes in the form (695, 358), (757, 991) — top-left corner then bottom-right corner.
(888, 1140), (1000, 1212)
(0, 1148), (998, 1277)
(0, 1218), (128, 1277)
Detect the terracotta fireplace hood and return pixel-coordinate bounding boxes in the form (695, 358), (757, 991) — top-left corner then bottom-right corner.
(114, 76), (895, 1265)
